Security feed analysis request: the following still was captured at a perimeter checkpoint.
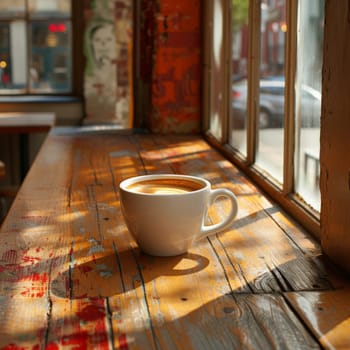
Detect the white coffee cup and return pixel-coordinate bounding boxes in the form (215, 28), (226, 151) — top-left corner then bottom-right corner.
(119, 174), (238, 256)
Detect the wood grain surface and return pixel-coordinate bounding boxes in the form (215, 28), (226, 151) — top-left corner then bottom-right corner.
(0, 112), (55, 133)
(0, 130), (349, 349)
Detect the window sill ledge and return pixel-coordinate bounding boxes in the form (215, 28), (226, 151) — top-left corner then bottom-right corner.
(0, 95), (81, 104)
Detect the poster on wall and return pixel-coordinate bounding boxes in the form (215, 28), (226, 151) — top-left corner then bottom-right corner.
(84, 0), (133, 128)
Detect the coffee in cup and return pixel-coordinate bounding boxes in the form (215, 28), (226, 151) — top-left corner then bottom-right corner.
(125, 178), (204, 195)
(119, 174), (238, 256)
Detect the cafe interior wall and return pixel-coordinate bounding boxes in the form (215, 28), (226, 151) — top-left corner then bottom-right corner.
(83, 0), (201, 132)
(0, 0), (202, 220)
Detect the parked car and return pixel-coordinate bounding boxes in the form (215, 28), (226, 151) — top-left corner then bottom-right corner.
(232, 77), (321, 129)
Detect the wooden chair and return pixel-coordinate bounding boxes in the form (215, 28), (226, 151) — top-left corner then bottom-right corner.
(0, 160), (5, 179)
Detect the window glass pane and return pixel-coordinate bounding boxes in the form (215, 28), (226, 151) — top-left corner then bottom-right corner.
(0, 0), (25, 17)
(28, 0), (71, 18)
(294, 0), (324, 211)
(0, 25), (11, 89)
(0, 0), (72, 94)
(255, 0), (286, 184)
(30, 21), (71, 92)
(230, 0), (249, 156)
(0, 21), (27, 92)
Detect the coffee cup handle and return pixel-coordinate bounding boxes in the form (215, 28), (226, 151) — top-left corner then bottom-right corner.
(198, 188), (238, 240)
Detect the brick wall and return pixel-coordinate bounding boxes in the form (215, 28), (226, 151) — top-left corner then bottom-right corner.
(148, 0), (201, 133)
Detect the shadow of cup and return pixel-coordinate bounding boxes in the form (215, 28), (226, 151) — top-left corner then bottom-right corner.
(51, 248), (210, 299)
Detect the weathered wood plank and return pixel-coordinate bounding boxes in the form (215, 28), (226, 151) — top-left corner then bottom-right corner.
(33, 136), (116, 349)
(46, 135), (150, 348)
(59, 134), (158, 349)
(285, 289), (350, 349)
(0, 298), (48, 348)
(138, 135), (335, 293)
(46, 298), (111, 349)
(104, 135), (159, 348)
(0, 132), (346, 349)
(115, 135), (321, 349)
(0, 135), (73, 348)
(127, 251), (321, 349)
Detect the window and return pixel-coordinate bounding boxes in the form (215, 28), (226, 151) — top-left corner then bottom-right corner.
(204, 0), (324, 236)
(0, 0), (72, 94)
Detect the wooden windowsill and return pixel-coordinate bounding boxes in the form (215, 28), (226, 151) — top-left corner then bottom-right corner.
(0, 126), (349, 349)
(0, 95), (81, 104)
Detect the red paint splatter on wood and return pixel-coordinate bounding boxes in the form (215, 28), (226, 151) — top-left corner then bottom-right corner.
(18, 273), (49, 297)
(46, 343), (59, 350)
(78, 265), (93, 274)
(1, 344), (26, 350)
(20, 272), (48, 283)
(22, 255), (41, 264)
(62, 332), (88, 349)
(20, 286), (46, 298)
(93, 318), (109, 347)
(0, 263), (20, 274)
(118, 334), (129, 350)
(2, 250), (17, 264)
(77, 304), (105, 322)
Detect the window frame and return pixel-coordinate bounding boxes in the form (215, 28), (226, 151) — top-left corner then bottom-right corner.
(202, 0), (321, 238)
(0, 0), (83, 98)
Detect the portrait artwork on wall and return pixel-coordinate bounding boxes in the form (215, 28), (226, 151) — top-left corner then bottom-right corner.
(83, 0), (133, 127)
